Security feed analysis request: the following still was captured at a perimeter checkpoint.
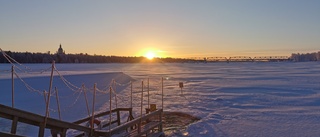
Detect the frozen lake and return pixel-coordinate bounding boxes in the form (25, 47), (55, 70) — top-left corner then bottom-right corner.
(1, 62), (320, 137)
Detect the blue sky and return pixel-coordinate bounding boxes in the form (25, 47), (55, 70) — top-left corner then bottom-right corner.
(1, 1), (319, 57)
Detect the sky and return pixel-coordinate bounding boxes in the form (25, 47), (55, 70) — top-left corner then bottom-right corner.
(1, 1), (319, 58)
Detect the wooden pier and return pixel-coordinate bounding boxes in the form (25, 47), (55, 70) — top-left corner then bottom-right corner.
(0, 104), (164, 137)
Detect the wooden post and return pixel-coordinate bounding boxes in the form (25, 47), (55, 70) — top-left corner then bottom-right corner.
(117, 110), (121, 126)
(61, 129), (67, 137)
(113, 80), (118, 108)
(162, 77), (164, 109)
(138, 120), (141, 134)
(83, 84), (90, 116)
(91, 83), (97, 130)
(160, 77), (164, 132)
(179, 82), (184, 94)
(129, 108), (133, 120)
(141, 81), (143, 118)
(139, 81), (143, 133)
(38, 125), (45, 137)
(55, 87), (62, 120)
(109, 86), (112, 136)
(159, 109), (163, 132)
(42, 61), (55, 136)
(11, 116), (18, 134)
(113, 79), (118, 108)
(11, 66), (14, 108)
(40, 91), (47, 137)
(43, 91), (50, 116)
(148, 78), (150, 109)
(130, 81), (133, 108)
(45, 61), (55, 117)
(43, 91), (47, 106)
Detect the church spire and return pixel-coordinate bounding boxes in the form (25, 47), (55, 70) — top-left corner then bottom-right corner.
(57, 44), (65, 55)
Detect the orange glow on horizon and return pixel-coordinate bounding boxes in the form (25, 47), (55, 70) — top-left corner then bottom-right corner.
(145, 51), (156, 60)
(137, 47), (167, 59)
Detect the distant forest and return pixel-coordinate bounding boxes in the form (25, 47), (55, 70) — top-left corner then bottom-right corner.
(0, 51), (191, 63)
(1, 51), (319, 63)
(291, 51), (320, 62)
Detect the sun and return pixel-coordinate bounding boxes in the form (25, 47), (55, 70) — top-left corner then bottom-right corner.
(145, 51), (156, 60)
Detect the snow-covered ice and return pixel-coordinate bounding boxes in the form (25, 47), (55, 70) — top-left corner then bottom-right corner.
(1, 62), (320, 137)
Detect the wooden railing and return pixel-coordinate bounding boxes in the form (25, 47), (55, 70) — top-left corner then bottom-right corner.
(0, 104), (91, 137)
(0, 104), (163, 137)
(94, 109), (163, 137)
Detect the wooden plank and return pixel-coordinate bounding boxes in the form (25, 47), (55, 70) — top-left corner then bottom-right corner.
(0, 132), (25, 137)
(0, 104), (45, 124)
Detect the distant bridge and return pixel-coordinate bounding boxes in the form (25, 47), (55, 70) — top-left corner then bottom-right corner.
(188, 56), (290, 62)
(252, 56), (290, 62)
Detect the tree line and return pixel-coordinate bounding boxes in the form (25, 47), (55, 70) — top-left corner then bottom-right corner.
(291, 51), (320, 62)
(1, 50), (319, 63)
(0, 51), (192, 63)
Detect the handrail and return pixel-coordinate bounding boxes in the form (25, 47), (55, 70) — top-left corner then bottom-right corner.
(0, 104), (91, 135)
(94, 109), (163, 136)
(73, 107), (132, 124)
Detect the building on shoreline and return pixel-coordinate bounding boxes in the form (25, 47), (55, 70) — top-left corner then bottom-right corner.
(56, 44), (65, 55)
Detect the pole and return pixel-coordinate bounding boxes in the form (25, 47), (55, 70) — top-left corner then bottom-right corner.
(113, 79), (118, 108)
(55, 87), (62, 120)
(139, 81), (143, 133)
(162, 77), (164, 109)
(91, 83), (97, 129)
(45, 61), (55, 119)
(43, 91), (50, 116)
(109, 87), (112, 134)
(45, 61), (55, 116)
(141, 81), (143, 117)
(11, 66), (14, 108)
(43, 91), (47, 108)
(83, 84), (91, 116)
(40, 90), (47, 137)
(130, 81), (133, 108)
(148, 78), (149, 109)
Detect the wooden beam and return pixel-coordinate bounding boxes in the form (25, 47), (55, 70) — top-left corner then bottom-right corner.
(0, 132), (25, 137)
(0, 104), (91, 134)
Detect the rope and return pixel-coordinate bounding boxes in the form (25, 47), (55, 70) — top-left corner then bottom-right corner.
(114, 80), (132, 87)
(54, 67), (82, 92)
(0, 69), (11, 72)
(13, 71), (43, 95)
(1, 49), (52, 74)
(49, 89), (83, 113)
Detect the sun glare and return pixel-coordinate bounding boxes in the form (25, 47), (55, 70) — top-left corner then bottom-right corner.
(145, 51), (156, 60)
